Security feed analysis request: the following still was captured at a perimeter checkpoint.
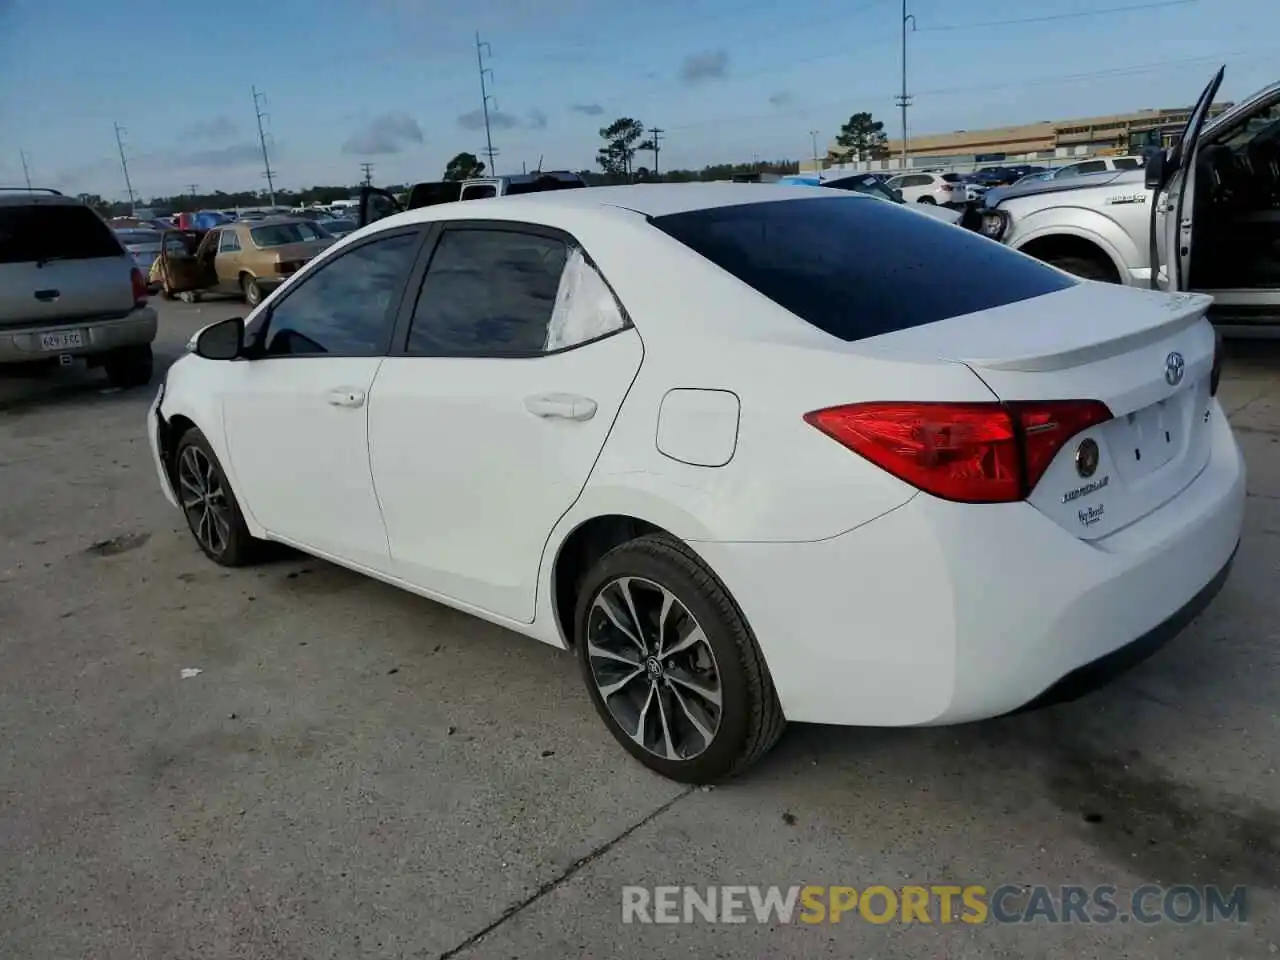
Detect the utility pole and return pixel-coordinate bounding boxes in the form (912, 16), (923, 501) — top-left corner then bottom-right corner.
(359, 162), (374, 186)
(113, 122), (137, 215)
(252, 85), (278, 207)
(475, 32), (498, 176)
(809, 129), (821, 176)
(896, 0), (917, 170)
(19, 150), (33, 190)
(647, 127), (664, 177)
(187, 184), (198, 202)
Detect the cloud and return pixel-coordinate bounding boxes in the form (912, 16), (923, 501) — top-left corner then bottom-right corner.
(526, 108), (548, 131)
(679, 50), (728, 85)
(456, 108), (523, 131)
(570, 103), (604, 116)
(171, 143), (264, 168)
(341, 113), (425, 155)
(182, 116), (238, 141)
(768, 91), (793, 107)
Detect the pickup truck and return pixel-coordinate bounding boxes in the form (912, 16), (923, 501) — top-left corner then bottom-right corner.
(357, 171), (587, 227)
(977, 67), (1280, 334)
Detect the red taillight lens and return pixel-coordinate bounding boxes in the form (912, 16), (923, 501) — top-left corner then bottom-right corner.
(805, 400), (1112, 503)
(1210, 327), (1223, 396)
(130, 266), (148, 305)
(939, 184), (954, 192)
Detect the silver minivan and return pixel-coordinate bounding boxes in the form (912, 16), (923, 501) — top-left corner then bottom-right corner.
(0, 189), (157, 387)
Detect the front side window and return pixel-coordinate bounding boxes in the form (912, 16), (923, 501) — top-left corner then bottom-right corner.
(260, 232), (420, 356)
(405, 227), (624, 356)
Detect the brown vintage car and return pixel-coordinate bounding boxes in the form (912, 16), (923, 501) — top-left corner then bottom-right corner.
(157, 218), (335, 306)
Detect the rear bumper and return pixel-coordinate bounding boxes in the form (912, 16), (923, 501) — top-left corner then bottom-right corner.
(0, 307), (158, 364)
(694, 401), (1246, 726)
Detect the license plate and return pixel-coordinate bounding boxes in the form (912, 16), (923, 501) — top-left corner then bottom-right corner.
(39, 330), (84, 351)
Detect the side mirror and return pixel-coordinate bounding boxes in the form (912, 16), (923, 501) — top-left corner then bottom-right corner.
(194, 316), (244, 361)
(1144, 148), (1166, 190)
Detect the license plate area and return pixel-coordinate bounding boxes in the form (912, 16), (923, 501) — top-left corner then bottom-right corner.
(39, 330), (85, 351)
(1106, 386), (1193, 482)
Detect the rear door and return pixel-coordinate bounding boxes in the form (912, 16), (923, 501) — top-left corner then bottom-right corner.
(367, 221), (641, 622)
(0, 202), (136, 324)
(1154, 66), (1225, 292)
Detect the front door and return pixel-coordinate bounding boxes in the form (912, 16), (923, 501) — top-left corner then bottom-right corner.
(367, 223), (642, 622)
(219, 227), (426, 569)
(158, 229), (215, 293)
(1153, 66), (1225, 292)
(357, 186), (403, 228)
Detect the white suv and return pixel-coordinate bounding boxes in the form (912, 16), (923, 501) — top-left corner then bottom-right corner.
(0, 189), (157, 386)
(884, 171), (968, 206)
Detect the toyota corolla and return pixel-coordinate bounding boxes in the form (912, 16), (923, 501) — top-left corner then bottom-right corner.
(147, 184), (1245, 783)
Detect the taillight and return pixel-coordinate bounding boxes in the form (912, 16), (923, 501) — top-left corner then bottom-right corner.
(1210, 327), (1223, 396)
(130, 266), (148, 305)
(804, 400), (1112, 504)
(939, 183), (954, 192)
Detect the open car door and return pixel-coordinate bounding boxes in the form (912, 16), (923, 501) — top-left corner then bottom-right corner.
(1150, 66), (1225, 292)
(158, 229), (215, 294)
(357, 186), (404, 228)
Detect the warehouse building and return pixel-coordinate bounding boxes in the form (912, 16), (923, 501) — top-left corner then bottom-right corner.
(803, 102), (1233, 173)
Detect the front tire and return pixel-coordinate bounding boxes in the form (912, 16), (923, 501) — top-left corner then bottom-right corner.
(918, 196), (937, 204)
(102, 344), (153, 388)
(173, 427), (264, 567)
(1046, 254), (1117, 283)
(574, 534), (785, 783)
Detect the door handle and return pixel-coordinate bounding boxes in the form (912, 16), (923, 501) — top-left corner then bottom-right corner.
(326, 387), (366, 408)
(524, 392), (597, 422)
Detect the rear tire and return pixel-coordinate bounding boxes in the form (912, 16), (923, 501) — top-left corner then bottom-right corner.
(574, 534), (785, 784)
(173, 427), (265, 567)
(1046, 254), (1117, 283)
(103, 344), (153, 388)
(241, 274), (263, 306)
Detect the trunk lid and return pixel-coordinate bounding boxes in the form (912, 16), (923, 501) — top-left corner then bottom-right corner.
(861, 282), (1218, 540)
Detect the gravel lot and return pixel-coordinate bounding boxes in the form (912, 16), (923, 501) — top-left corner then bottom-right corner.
(2, 297), (1279, 959)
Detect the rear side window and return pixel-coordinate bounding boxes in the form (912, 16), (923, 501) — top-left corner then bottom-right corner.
(650, 197), (1075, 342)
(0, 204), (123, 265)
(1113, 157), (1141, 169)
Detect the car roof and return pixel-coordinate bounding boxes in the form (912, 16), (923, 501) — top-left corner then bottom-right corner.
(416, 182), (859, 222)
(0, 191), (84, 208)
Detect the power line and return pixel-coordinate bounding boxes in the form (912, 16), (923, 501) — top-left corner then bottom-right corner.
(476, 32), (499, 176)
(252, 85), (278, 207)
(112, 122), (137, 214)
(19, 150), (33, 190)
(920, 0), (1197, 32)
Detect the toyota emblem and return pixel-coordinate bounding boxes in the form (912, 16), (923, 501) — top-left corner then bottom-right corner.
(1164, 351), (1186, 387)
(1075, 438), (1100, 478)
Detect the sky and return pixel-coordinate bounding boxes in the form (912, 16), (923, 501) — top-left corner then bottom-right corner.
(0, 0), (1275, 200)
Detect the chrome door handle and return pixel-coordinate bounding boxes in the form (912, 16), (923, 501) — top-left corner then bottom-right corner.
(326, 388), (366, 408)
(524, 392), (597, 421)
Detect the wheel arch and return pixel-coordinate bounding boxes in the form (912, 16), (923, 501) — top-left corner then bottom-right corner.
(1016, 231), (1124, 283)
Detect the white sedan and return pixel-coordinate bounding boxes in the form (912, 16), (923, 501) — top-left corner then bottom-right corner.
(148, 184), (1245, 783)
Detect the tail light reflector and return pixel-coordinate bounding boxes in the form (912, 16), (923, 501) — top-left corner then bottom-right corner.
(130, 266), (148, 305)
(804, 400), (1113, 503)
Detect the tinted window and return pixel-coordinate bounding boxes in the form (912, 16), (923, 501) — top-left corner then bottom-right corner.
(250, 221), (327, 247)
(940, 173), (962, 182)
(1075, 161), (1107, 174)
(651, 197), (1075, 342)
(461, 184), (498, 200)
(406, 228), (568, 355)
(1112, 157), (1142, 169)
(0, 204), (123, 265)
(262, 232), (420, 356)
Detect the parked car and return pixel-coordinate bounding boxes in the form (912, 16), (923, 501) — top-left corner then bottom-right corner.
(114, 227), (166, 290)
(321, 217), (358, 239)
(149, 183), (1242, 782)
(157, 217), (334, 306)
(356, 172), (590, 227)
(0, 188), (156, 386)
(776, 173), (968, 226)
(884, 171), (971, 206)
(1048, 156), (1146, 180)
(977, 67), (1280, 332)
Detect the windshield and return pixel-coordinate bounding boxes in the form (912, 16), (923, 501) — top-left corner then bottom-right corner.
(823, 175), (900, 202)
(250, 221), (328, 246)
(115, 229), (162, 246)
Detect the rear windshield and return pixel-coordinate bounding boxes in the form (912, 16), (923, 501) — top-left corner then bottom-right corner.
(250, 222), (327, 246)
(650, 196), (1076, 342)
(940, 173), (963, 182)
(0, 203), (123, 265)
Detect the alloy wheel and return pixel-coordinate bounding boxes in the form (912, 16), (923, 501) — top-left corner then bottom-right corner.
(177, 445), (232, 557)
(585, 576), (723, 761)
